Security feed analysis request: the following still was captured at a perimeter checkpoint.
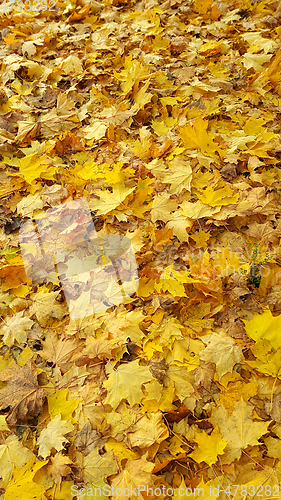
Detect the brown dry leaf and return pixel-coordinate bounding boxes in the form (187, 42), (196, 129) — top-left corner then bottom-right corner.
(40, 331), (84, 370)
(0, 360), (46, 428)
(74, 421), (107, 455)
(41, 184), (68, 207)
(47, 451), (72, 488)
(193, 361), (216, 390)
(264, 394), (281, 423)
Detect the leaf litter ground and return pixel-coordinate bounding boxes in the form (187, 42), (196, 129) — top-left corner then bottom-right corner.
(1, 0), (281, 499)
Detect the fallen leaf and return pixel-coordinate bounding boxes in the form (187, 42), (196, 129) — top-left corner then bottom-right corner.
(0, 360), (46, 428)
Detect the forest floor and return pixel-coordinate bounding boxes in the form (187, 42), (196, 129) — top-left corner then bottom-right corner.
(1, 0), (281, 499)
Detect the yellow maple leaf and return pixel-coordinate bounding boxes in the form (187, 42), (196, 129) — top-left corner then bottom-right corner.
(181, 200), (221, 219)
(0, 311), (33, 347)
(179, 117), (221, 158)
(37, 413), (74, 459)
(197, 185), (239, 207)
(83, 122), (107, 140)
(151, 120), (169, 136)
(48, 388), (80, 423)
(247, 339), (281, 378)
(167, 338), (200, 371)
(88, 184), (135, 215)
(19, 153), (50, 184)
(150, 193), (177, 223)
(0, 435), (34, 487)
(46, 451), (72, 489)
(190, 229), (210, 249)
(193, 0), (220, 18)
(83, 447), (119, 493)
(104, 359), (153, 409)
(75, 159), (109, 181)
(212, 247), (241, 277)
(243, 308), (281, 350)
(127, 412), (169, 448)
(189, 426), (227, 466)
(3, 458), (48, 500)
(199, 332), (244, 380)
(155, 265), (200, 298)
(114, 55), (150, 95)
(60, 55), (83, 76)
(110, 458), (154, 500)
(162, 156), (193, 194)
(30, 288), (67, 327)
(211, 398), (270, 464)
(264, 436), (281, 459)
(16, 193), (43, 218)
(105, 439), (138, 463)
(242, 53), (273, 72)
(166, 210), (192, 242)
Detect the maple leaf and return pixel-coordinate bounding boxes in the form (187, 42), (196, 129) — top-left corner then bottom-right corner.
(155, 265), (200, 298)
(60, 55), (83, 76)
(243, 307), (281, 350)
(29, 288), (67, 327)
(103, 359), (153, 409)
(41, 184), (68, 207)
(150, 193), (178, 223)
(166, 210), (192, 242)
(16, 193), (43, 217)
(74, 421), (107, 455)
(0, 311), (33, 347)
(83, 447), (119, 494)
(105, 439), (138, 463)
(3, 458), (48, 500)
(48, 388), (80, 422)
(194, 360), (216, 390)
(0, 360), (46, 428)
(0, 435), (34, 487)
(46, 451), (72, 489)
(18, 153), (50, 184)
(127, 412), (169, 448)
(40, 331), (83, 370)
(210, 398), (270, 464)
(21, 39), (44, 58)
(83, 122), (107, 140)
(0, 266), (32, 292)
(178, 118), (221, 158)
(242, 53), (273, 71)
(246, 339), (281, 378)
(166, 365), (195, 403)
(37, 413), (74, 459)
(110, 458), (154, 500)
(197, 185), (239, 207)
(88, 184), (135, 215)
(199, 331), (244, 380)
(189, 426), (227, 466)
